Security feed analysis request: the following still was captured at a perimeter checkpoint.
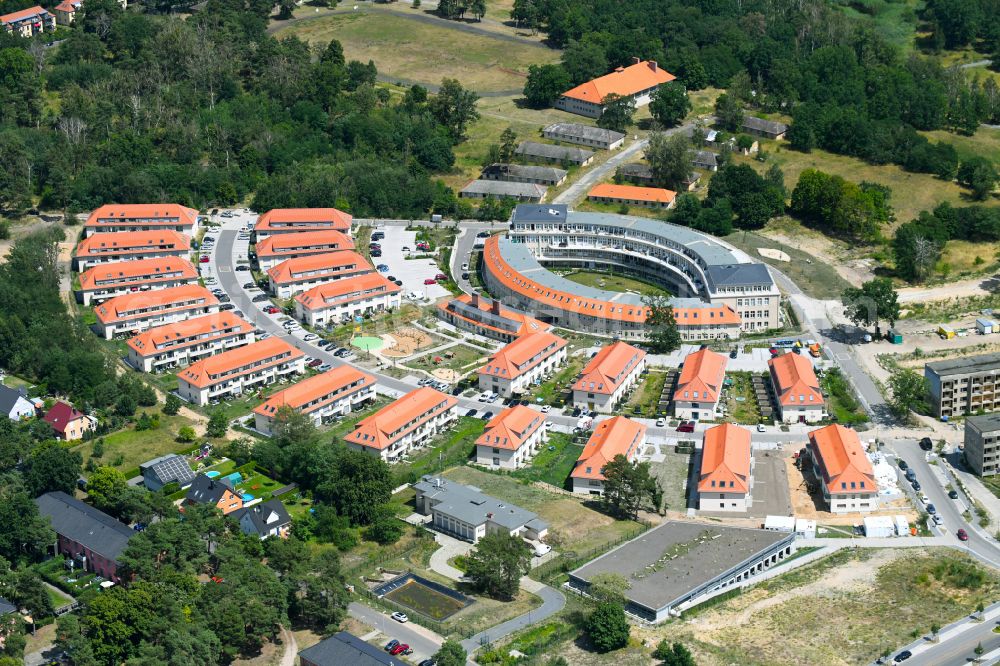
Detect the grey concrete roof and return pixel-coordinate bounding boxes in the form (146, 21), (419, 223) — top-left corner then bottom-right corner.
(543, 122), (625, 144)
(692, 150), (718, 167)
(414, 476), (546, 531)
(964, 413), (1000, 433)
(926, 353), (1000, 378)
(743, 116), (788, 134)
(620, 163), (653, 178)
(481, 163), (567, 182)
(705, 263), (773, 289)
(35, 491), (135, 563)
(570, 520), (789, 611)
(516, 141), (594, 161)
(461, 180), (547, 198)
(509, 204), (568, 224)
(298, 631), (404, 666)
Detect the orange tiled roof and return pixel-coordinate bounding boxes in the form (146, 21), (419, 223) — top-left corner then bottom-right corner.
(588, 183), (676, 204)
(267, 251), (370, 285)
(178, 338), (303, 389)
(573, 341), (645, 395)
(253, 366), (375, 418)
(561, 60), (675, 104)
(344, 387), (457, 451)
(84, 204), (199, 229)
(78, 257), (197, 290)
(76, 230), (190, 258)
(476, 405), (545, 451)
(571, 416), (646, 481)
(808, 424), (876, 495)
(54, 0), (79, 13)
(674, 304), (741, 326)
(295, 272), (400, 310)
(478, 331), (567, 380)
(698, 423), (751, 493)
(255, 208), (352, 232)
(437, 294), (550, 337)
(1, 6), (50, 22)
(126, 312), (252, 355)
(255, 230), (355, 258)
(769, 353), (823, 407)
(673, 348), (727, 404)
(94, 284), (217, 324)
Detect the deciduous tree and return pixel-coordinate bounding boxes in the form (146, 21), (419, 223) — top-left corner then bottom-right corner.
(523, 64), (570, 108)
(649, 82), (691, 127)
(585, 602), (630, 653)
(841, 278), (900, 337)
(598, 93), (636, 133)
(465, 531), (531, 599)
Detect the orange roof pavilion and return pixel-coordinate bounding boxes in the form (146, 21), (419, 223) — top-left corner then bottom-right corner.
(560, 59), (675, 104)
(808, 424), (876, 495)
(588, 183), (676, 205)
(573, 341), (646, 396)
(698, 423), (752, 494)
(571, 416), (646, 482)
(673, 348), (727, 404)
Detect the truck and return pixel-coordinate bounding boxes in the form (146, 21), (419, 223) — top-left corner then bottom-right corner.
(808, 343), (821, 358)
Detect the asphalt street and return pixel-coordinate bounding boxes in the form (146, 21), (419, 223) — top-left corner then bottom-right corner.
(347, 602), (442, 662)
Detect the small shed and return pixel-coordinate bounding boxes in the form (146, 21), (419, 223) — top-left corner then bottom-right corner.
(976, 318), (995, 335)
(938, 325), (955, 339)
(887, 329), (903, 344)
(863, 515), (895, 538)
(763, 515), (795, 532)
(794, 518), (816, 539)
(893, 515), (909, 536)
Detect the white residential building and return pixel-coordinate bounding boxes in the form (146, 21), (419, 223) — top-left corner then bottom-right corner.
(477, 331), (567, 398)
(177, 338), (305, 406)
(125, 312), (255, 373)
(475, 406), (547, 469)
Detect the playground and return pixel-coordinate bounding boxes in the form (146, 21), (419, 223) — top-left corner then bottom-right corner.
(381, 327), (434, 358)
(351, 336), (384, 352)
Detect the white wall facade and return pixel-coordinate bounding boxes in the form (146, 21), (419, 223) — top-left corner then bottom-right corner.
(127, 330), (255, 373)
(347, 406), (457, 463)
(296, 290), (401, 327)
(178, 357), (305, 406)
(475, 425), (546, 470)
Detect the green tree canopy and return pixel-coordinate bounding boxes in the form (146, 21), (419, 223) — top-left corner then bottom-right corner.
(465, 531), (531, 599)
(585, 602), (630, 653)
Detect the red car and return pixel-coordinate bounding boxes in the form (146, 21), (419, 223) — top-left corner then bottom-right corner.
(957, 529), (969, 541)
(416, 242), (430, 250)
(424, 278), (436, 285)
(199, 256), (210, 263)
(676, 420), (695, 433)
(435, 273), (448, 281)
(389, 643), (409, 656)
(768, 347), (779, 356)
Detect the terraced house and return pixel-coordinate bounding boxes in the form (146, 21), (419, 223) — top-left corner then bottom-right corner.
(571, 416), (647, 495)
(76, 256), (198, 305)
(126, 312), (256, 373)
(294, 272), (401, 327)
(475, 405), (547, 469)
(344, 387), (457, 462)
(94, 284), (219, 339)
(177, 338), (305, 406)
(267, 251), (373, 299)
(74, 230), (190, 271)
(253, 207), (352, 238)
(254, 230), (355, 271)
(573, 341), (647, 412)
(807, 424), (879, 514)
(477, 331), (568, 398)
(83, 203), (199, 237)
(253, 366), (376, 436)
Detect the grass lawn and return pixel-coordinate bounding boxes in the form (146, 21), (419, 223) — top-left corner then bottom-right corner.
(648, 448), (693, 512)
(442, 466), (642, 553)
(525, 355), (584, 406)
(723, 372), (762, 425)
(394, 416), (486, 482)
(559, 269), (671, 297)
(1, 373), (32, 390)
(196, 376), (301, 424)
(624, 371), (668, 418)
(73, 413), (198, 476)
(510, 431), (582, 490)
(722, 228), (852, 300)
(403, 343), (486, 373)
(274, 12), (559, 94)
(821, 368), (869, 425)
(923, 126), (1000, 164)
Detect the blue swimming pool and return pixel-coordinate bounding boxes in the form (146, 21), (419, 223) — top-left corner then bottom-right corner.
(241, 493), (255, 502)
(205, 471), (220, 478)
(226, 472), (242, 484)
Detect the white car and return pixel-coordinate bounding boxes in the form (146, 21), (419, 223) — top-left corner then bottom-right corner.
(477, 392), (490, 402)
(532, 543), (551, 557)
(461, 262), (469, 271)
(540, 405), (551, 413)
(303, 333), (318, 342)
(656, 417), (665, 427)
(391, 612), (408, 623)
(757, 424), (766, 432)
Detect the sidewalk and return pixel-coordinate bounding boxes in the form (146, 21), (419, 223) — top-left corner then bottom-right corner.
(870, 600), (1000, 665)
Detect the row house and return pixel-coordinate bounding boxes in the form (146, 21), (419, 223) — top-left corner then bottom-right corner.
(76, 256), (198, 305)
(125, 312), (255, 373)
(294, 272), (401, 327)
(35, 492), (134, 583)
(177, 337), (305, 406)
(94, 284), (219, 340)
(253, 208), (352, 239)
(83, 203), (199, 238)
(74, 230), (190, 271)
(267, 251), (372, 299)
(344, 387), (457, 462)
(587, 183), (676, 210)
(253, 366), (376, 436)
(477, 331), (568, 398)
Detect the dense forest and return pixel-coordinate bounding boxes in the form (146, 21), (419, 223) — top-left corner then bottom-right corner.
(0, 0), (476, 218)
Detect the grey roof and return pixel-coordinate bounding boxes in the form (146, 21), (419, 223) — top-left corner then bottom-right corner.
(481, 163), (567, 182)
(966, 413), (1000, 433)
(140, 454), (195, 487)
(543, 122), (625, 144)
(516, 141), (594, 162)
(298, 631), (405, 666)
(461, 180), (547, 198)
(0, 597), (15, 616)
(0, 384), (29, 416)
(570, 520), (790, 612)
(185, 473), (235, 505)
(743, 116), (788, 135)
(692, 150), (718, 167)
(510, 204), (568, 224)
(705, 263), (773, 290)
(414, 476), (547, 531)
(925, 353), (1000, 378)
(35, 491), (135, 563)
(620, 163), (654, 179)
(232, 499), (291, 535)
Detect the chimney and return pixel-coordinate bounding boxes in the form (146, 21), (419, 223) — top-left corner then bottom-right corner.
(492, 298), (502, 315)
(631, 56), (640, 65)
(471, 293), (479, 308)
(649, 61), (658, 71)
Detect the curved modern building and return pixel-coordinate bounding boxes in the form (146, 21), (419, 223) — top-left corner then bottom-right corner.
(480, 205), (781, 341)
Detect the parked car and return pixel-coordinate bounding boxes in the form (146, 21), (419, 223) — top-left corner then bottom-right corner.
(768, 347), (779, 356)
(242, 282), (256, 289)
(402, 246), (411, 252)
(370, 249), (382, 257)
(235, 265), (250, 271)
(932, 514), (943, 525)
(390, 644), (410, 656)
(676, 420), (695, 433)
(318, 363), (331, 372)
(911, 480), (921, 491)
(393, 279), (403, 286)
(418, 660), (436, 666)
(465, 409), (478, 418)
(252, 294), (269, 303)
(925, 503), (936, 515)
(384, 640), (399, 652)
(656, 417), (665, 427)
(462, 272), (470, 280)
(540, 405), (551, 413)
(423, 278), (436, 285)
(377, 264), (389, 272)
(461, 262), (469, 271)
(435, 273), (447, 281)
(199, 256), (210, 263)
(480, 411), (494, 420)
(476, 231), (489, 238)
(948, 489), (959, 499)
(957, 529), (969, 541)
(477, 392), (490, 402)
(391, 612), (408, 624)
(756, 423), (766, 432)
(919, 437), (933, 451)
(303, 333), (318, 342)
(893, 650), (912, 662)
(729, 349), (738, 359)
(219, 304), (235, 311)
(898, 459), (908, 470)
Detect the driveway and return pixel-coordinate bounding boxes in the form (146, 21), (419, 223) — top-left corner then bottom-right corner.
(374, 226), (451, 302)
(348, 601), (443, 663)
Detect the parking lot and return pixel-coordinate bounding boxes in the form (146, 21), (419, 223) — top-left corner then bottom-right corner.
(372, 226), (451, 302)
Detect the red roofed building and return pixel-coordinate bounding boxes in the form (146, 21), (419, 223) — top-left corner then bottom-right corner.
(555, 58), (676, 119)
(477, 331), (567, 398)
(253, 366), (376, 436)
(475, 405), (547, 469)
(769, 353), (825, 423)
(254, 208), (352, 238)
(344, 387), (457, 462)
(76, 256), (199, 306)
(572, 341), (646, 412)
(294, 272), (401, 327)
(1, 5), (54, 37)
(43, 402), (95, 441)
(177, 338), (305, 406)
(571, 416), (646, 495)
(588, 183), (677, 210)
(83, 204), (199, 238)
(74, 230), (191, 271)
(698, 424), (752, 512)
(126, 312), (255, 373)
(436, 294), (550, 343)
(53, 0), (125, 26)
(807, 424), (879, 514)
(267, 251), (372, 299)
(255, 230), (355, 270)
(673, 348), (727, 421)
(94, 284), (219, 340)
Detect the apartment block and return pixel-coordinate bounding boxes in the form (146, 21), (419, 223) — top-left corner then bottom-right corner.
(177, 338), (305, 406)
(477, 331), (568, 398)
(925, 353), (1000, 418)
(572, 341), (646, 412)
(807, 424), (879, 514)
(344, 387), (457, 463)
(83, 204), (199, 238)
(76, 256), (198, 306)
(126, 312), (255, 373)
(255, 230), (355, 271)
(267, 251), (372, 299)
(253, 208), (352, 238)
(74, 230), (190, 271)
(94, 284), (219, 340)
(253, 366), (376, 436)
(475, 406), (547, 469)
(964, 414), (1000, 476)
(294, 272), (401, 327)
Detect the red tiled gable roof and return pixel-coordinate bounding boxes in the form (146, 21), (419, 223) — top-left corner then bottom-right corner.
(84, 204), (198, 229)
(476, 405), (545, 451)
(673, 348), (727, 404)
(571, 416), (646, 481)
(1, 5), (50, 23)
(589, 183), (676, 204)
(561, 59), (675, 104)
(808, 424), (876, 495)
(573, 341), (645, 395)
(43, 402), (86, 434)
(294, 272), (400, 310)
(75, 230), (190, 258)
(178, 338), (303, 389)
(344, 387), (456, 451)
(94, 284), (217, 324)
(126, 312), (252, 355)
(698, 423), (751, 493)
(769, 353), (823, 407)
(78, 257), (198, 290)
(255, 208), (352, 232)
(478, 331), (566, 380)
(253, 366), (375, 417)
(267, 251), (370, 285)
(255, 230), (354, 258)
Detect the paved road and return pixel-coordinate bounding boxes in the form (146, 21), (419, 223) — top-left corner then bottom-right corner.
(873, 600), (1000, 666)
(460, 582), (566, 653)
(348, 601), (443, 662)
(959, 59), (993, 69)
